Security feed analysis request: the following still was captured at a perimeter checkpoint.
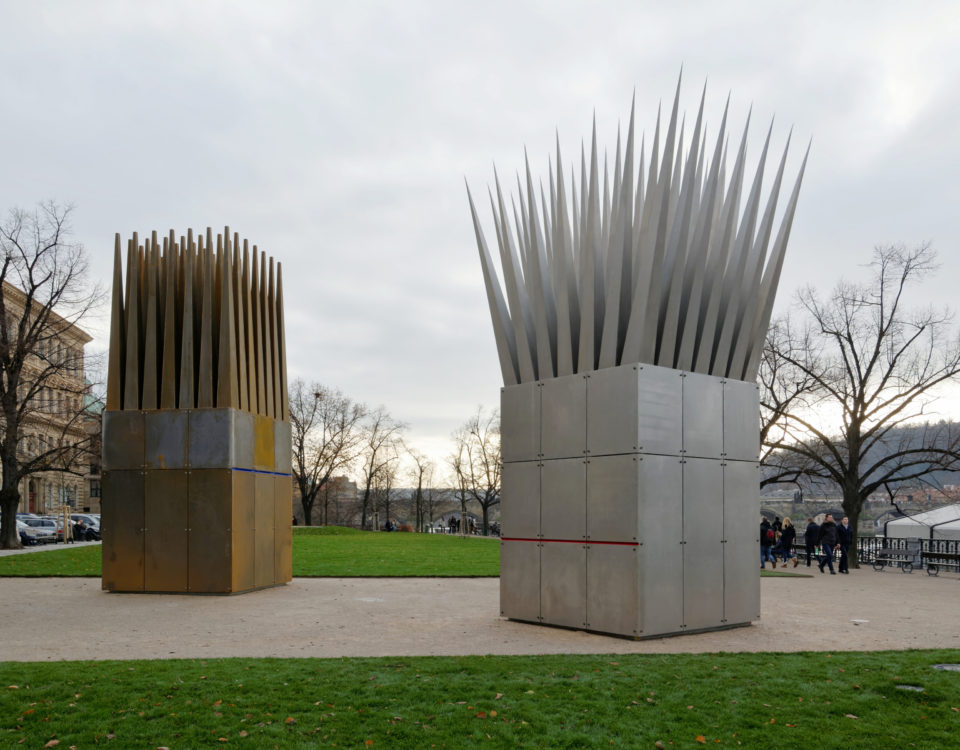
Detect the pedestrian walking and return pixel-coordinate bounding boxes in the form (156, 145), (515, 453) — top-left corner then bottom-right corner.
(778, 517), (799, 567)
(837, 515), (853, 573)
(760, 517), (776, 569)
(803, 517), (819, 567)
(818, 514), (839, 574)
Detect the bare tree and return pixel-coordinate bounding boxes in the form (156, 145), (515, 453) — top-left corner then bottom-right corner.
(357, 407), (405, 530)
(370, 458), (400, 529)
(0, 203), (103, 548)
(289, 380), (366, 525)
(406, 447), (434, 532)
(758, 315), (825, 488)
(762, 244), (960, 564)
(450, 407), (501, 535)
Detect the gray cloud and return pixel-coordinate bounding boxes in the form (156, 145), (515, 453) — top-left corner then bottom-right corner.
(2, 0), (958, 473)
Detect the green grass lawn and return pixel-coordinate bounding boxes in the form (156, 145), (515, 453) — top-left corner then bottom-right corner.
(0, 528), (500, 577)
(2, 650), (958, 748)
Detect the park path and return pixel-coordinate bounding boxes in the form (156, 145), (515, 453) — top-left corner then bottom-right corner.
(2, 568), (959, 661)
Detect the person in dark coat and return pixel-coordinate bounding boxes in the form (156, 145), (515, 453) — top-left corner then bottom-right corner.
(760, 517), (776, 568)
(836, 515), (853, 574)
(803, 517), (820, 567)
(778, 517), (798, 567)
(818, 514), (839, 574)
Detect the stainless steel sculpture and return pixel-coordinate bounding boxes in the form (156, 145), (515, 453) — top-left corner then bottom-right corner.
(101, 228), (292, 594)
(469, 79), (808, 637)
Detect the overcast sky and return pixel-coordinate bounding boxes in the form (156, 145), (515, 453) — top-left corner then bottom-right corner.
(2, 1), (959, 474)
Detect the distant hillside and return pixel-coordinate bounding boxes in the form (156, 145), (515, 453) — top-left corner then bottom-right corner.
(762, 420), (960, 492)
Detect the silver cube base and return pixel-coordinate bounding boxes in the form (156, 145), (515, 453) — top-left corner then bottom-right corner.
(500, 362), (760, 638)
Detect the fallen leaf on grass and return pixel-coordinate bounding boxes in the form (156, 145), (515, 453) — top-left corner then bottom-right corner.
(239, 730), (248, 737)
(655, 742), (665, 749)
(285, 717), (296, 725)
(696, 736), (706, 744)
(495, 693), (503, 700)
(845, 714), (858, 720)
(475, 712), (488, 719)
(44, 741), (59, 748)
(8, 685), (18, 689)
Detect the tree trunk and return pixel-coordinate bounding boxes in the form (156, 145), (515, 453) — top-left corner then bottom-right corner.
(1, 487), (21, 549)
(481, 503), (489, 536)
(841, 486), (862, 568)
(300, 496), (314, 526)
(360, 485), (372, 530)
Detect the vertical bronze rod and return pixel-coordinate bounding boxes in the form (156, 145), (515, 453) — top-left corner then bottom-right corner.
(122, 236), (141, 410)
(276, 262), (289, 422)
(260, 251), (274, 418)
(106, 234), (125, 411)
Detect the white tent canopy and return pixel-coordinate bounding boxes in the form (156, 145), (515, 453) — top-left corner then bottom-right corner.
(885, 503), (960, 539)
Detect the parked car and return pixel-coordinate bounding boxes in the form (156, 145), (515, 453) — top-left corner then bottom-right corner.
(17, 519), (55, 544)
(24, 517), (62, 541)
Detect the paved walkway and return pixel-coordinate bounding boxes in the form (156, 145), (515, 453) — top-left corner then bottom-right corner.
(2, 566), (959, 662)
(0, 541), (100, 556)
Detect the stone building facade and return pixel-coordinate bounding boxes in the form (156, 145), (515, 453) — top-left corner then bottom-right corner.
(1, 281), (95, 514)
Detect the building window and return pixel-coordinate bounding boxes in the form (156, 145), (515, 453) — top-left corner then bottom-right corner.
(89, 480), (101, 499)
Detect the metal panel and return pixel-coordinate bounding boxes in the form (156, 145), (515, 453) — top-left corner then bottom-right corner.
(500, 381), (540, 463)
(188, 469), (233, 593)
(501, 461), (540, 539)
(254, 473), (276, 587)
(144, 410), (189, 470)
(254, 415), (276, 472)
(188, 408), (234, 469)
(683, 371), (724, 459)
(723, 378), (760, 462)
(637, 454), (683, 636)
(540, 542), (586, 628)
(586, 544), (639, 636)
(682, 458), (724, 631)
(586, 364), (639, 456)
(273, 419), (293, 475)
(144, 470), (189, 592)
(233, 409), (256, 471)
(586, 454), (639, 543)
(541, 373), (586, 459)
(500, 540), (540, 622)
(101, 470), (144, 592)
(723, 461), (760, 624)
(636, 365), (683, 456)
(231, 470), (256, 592)
(102, 410), (145, 471)
(540, 458), (585, 540)
(274, 475), (293, 583)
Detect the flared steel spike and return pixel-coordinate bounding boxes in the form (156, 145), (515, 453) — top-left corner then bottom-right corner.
(467, 183), (521, 385)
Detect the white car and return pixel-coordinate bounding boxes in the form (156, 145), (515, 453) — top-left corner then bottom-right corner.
(17, 519), (55, 544)
(23, 517), (61, 541)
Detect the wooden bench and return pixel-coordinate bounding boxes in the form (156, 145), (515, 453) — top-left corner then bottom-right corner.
(921, 551), (960, 576)
(872, 546), (920, 574)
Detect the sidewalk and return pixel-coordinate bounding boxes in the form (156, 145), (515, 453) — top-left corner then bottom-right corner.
(1, 567), (958, 662)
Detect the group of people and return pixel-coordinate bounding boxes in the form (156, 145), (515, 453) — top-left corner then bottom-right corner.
(761, 513), (853, 574)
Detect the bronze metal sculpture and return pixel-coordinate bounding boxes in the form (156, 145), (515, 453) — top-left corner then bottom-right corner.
(102, 228), (292, 593)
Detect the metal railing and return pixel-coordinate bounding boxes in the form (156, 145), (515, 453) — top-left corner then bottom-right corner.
(855, 536), (960, 562)
(779, 537), (960, 564)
